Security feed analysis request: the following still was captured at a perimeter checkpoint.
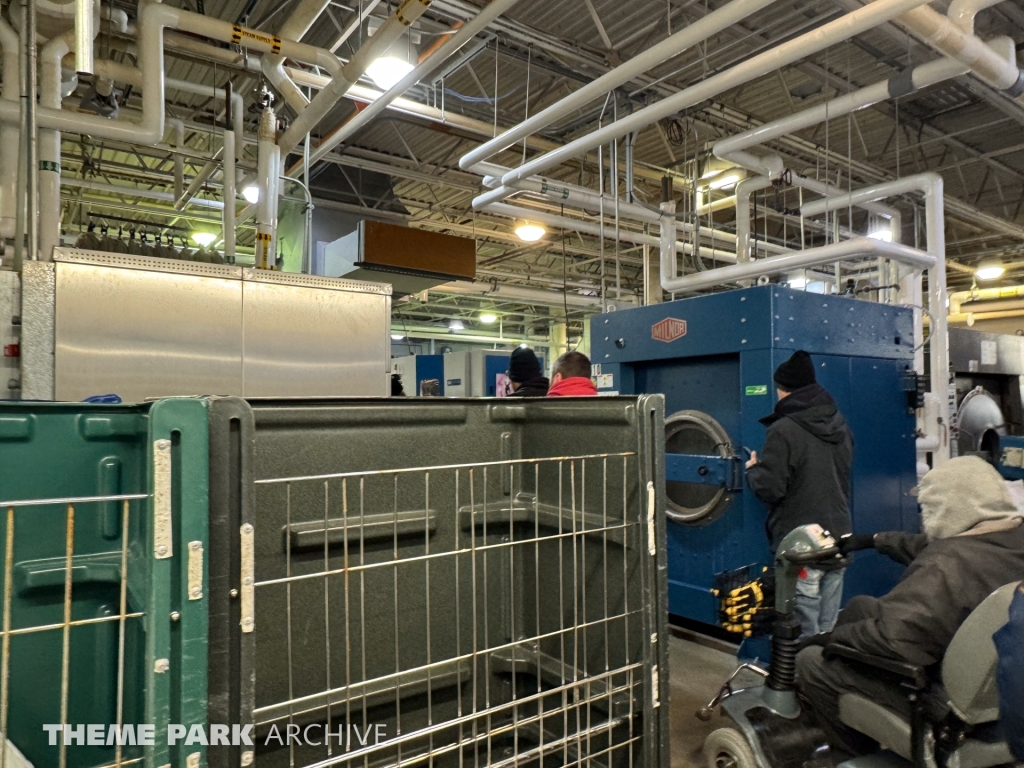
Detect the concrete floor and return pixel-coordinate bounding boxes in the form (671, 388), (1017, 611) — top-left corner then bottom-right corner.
(668, 632), (765, 768)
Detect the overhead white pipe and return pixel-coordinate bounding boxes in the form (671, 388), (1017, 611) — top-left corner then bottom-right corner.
(1, 3), (336, 146)
(897, 5), (1024, 93)
(473, 178), (663, 224)
(800, 173), (949, 463)
(222, 126), (236, 262)
(714, 56), (969, 178)
(170, 118), (185, 202)
(499, 0), (934, 186)
(458, 0), (780, 174)
(434, 280), (616, 309)
(39, 29), (76, 260)
(74, 0), (94, 75)
(61, 177), (224, 208)
(256, 107), (279, 270)
(948, 0), (1005, 31)
(301, 0), (522, 170)
(275, 0), (436, 158)
(661, 236), (935, 292)
(261, 0), (333, 112)
(485, 202), (737, 261)
(0, 16), (20, 239)
(734, 176), (774, 263)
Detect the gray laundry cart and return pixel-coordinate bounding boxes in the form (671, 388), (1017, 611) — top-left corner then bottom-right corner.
(206, 396), (669, 768)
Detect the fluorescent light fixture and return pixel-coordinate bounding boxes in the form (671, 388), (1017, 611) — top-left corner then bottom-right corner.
(479, 312), (497, 324)
(391, 333), (405, 341)
(520, 343), (529, 349)
(976, 260), (1005, 281)
(449, 319), (465, 332)
(242, 184), (260, 204)
(515, 221), (546, 242)
(192, 232), (217, 247)
(366, 56), (415, 90)
(868, 229), (893, 242)
(708, 173), (741, 190)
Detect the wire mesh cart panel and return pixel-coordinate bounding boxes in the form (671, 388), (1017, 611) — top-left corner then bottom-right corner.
(208, 397), (668, 768)
(0, 399), (210, 768)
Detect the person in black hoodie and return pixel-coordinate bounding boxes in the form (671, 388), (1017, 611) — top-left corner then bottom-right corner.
(507, 347), (549, 397)
(745, 350), (854, 636)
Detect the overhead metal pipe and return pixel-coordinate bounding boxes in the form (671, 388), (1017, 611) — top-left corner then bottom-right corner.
(74, 0), (94, 75)
(661, 237), (934, 292)
(458, 0), (780, 173)
(300, 0), (522, 170)
(276, 0), (436, 158)
(0, 17), (19, 239)
(799, 173), (949, 462)
(261, 0), (333, 111)
(499, 0), (934, 185)
(897, 4), (1024, 93)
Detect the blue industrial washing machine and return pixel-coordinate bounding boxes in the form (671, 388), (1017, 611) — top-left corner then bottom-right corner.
(591, 285), (920, 628)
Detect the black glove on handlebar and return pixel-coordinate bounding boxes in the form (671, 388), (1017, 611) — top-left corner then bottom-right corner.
(838, 533), (875, 556)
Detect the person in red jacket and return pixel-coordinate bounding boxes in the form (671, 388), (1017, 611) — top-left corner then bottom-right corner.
(547, 351), (599, 397)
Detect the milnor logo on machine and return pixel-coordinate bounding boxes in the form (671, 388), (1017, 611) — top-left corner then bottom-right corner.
(651, 318), (688, 343)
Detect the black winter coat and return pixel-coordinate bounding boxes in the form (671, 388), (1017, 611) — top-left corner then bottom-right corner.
(508, 376), (550, 397)
(830, 524), (1024, 667)
(746, 383), (854, 554)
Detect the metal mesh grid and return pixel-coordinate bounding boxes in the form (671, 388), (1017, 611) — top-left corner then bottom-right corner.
(250, 451), (655, 768)
(0, 493), (148, 768)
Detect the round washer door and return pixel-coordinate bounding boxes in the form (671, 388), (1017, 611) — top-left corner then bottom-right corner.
(664, 410), (734, 525)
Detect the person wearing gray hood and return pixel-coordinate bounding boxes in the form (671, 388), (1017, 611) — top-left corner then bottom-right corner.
(796, 456), (1024, 758)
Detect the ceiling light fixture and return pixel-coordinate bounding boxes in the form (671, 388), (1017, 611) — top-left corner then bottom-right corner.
(449, 319), (465, 332)
(515, 221), (546, 242)
(976, 260), (1005, 281)
(192, 232), (217, 247)
(479, 312), (497, 324)
(391, 333), (405, 341)
(868, 229), (893, 242)
(242, 185), (260, 205)
(367, 56), (414, 90)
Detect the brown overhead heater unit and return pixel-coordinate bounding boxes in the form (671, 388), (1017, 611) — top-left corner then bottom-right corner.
(323, 220), (476, 296)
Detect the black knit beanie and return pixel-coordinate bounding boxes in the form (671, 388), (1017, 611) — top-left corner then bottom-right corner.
(508, 347), (542, 383)
(773, 350), (816, 391)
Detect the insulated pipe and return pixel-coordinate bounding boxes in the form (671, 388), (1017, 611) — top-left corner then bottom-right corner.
(659, 198), (676, 291)
(799, 173), (949, 463)
(472, 178), (663, 224)
(734, 176), (774, 263)
(714, 57), (969, 178)
(500, 0), (934, 185)
(0, 17), (20, 239)
(948, 0), (1005, 31)
(276, 0), (436, 158)
(222, 81), (236, 263)
(261, 0), (333, 112)
(897, 5), (1024, 93)
(61, 177), (225, 208)
(255, 108), (278, 270)
(458, 0), (780, 173)
(170, 118), (185, 202)
(39, 30), (75, 261)
(485, 202), (737, 261)
(91, 59), (246, 163)
(434, 280), (615, 309)
(75, 0), (94, 75)
(661, 237), (935, 293)
(302, 0), (521, 169)
(1, 3), (334, 145)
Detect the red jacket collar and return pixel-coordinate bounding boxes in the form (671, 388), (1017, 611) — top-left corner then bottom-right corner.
(547, 377), (598, 397)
